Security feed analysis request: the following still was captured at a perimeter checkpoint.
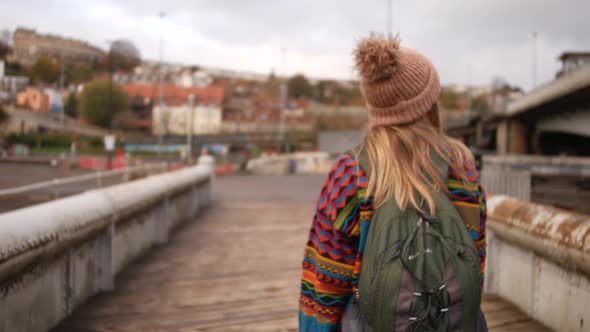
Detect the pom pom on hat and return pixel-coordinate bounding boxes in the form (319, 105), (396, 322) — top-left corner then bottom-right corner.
(354, 33), (401, 83)
(353, 33), (441, 127)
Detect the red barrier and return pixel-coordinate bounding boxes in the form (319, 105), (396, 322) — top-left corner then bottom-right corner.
(214, 164), (234, 176)
(78, 156), (127, 170)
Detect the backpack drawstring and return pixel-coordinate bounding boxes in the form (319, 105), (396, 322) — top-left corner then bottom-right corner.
(403, 208), (451, 332)
(407, 283), (449, 332)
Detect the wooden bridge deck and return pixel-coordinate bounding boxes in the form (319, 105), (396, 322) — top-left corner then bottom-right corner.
(54, 175), (550, 332)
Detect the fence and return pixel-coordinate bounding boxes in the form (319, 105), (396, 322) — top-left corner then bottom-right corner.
(480, 168), (531, 201)
(0, 161), (213, 332)
(481, 154), (590, 203)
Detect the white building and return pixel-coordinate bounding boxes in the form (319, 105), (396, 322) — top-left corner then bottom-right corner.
(152, 103), (222, 136)
(174, 70), (213, 88)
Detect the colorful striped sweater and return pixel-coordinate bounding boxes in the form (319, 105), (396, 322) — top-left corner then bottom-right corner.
(299, 153), (487, 332)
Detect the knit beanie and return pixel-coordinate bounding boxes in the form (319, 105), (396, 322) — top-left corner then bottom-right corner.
(354, 34), (441, 127)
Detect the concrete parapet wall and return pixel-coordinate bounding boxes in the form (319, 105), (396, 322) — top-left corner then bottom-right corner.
(485, 195), (590, 332)
(0, 163), (212, 332)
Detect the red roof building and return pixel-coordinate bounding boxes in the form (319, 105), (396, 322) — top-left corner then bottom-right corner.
(122, 83), (224, 107)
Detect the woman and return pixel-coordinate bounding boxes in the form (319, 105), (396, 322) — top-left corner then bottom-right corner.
(299, 34), (486, 331)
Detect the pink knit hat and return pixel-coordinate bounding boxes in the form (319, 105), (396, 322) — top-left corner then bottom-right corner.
(354, 34), (441, 127)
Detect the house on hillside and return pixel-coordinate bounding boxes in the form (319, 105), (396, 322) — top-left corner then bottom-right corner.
(221, 95), (315, 134)
(16, 87), (50, 112)
(121, 83), (224, 136)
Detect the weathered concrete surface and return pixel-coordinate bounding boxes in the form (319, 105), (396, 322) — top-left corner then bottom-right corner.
(487, 195), (590, 332)
(54, 175), (548, 331)
(487, 195), (590, 272)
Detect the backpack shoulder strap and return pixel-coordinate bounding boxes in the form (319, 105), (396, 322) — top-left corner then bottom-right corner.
(347, 145), (371, 177)
(347, 145), (479, 230)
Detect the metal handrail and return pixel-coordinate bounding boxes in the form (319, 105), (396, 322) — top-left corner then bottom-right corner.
(0, 163), (169, 197)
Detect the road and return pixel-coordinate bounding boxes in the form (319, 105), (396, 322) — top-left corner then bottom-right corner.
(0, 163), (124, 213)
(53, 175), (549, 331)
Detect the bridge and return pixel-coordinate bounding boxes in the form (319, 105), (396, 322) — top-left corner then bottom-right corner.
(1, 160), (588, 331)
(445, 64), (590, 156)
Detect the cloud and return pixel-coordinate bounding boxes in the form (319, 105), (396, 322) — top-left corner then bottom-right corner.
(1, 0), (588, 90)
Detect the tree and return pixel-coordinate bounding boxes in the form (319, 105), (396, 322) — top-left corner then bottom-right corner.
(0, 106), (9, 147)
(108, 40), (141, 72)
(288, 74), (314, 99)
(66, 63), (95, 84)
(260, 74), (281, 100)
(30, 57), (60, 84)
(313, 80), (364, 106)
(314, 80), (334, 102)
(0, 105), (8, 125)
(439, 88), (461, 110)
(64, 93), (78, 118)
(0, 43), (11, 60)
(5, 61), (26, 76)
(79, 80), (129, 128)
(471, 94), (490, 114)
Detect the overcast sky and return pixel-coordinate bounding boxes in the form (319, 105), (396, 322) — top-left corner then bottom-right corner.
(1, 0), (588, 91)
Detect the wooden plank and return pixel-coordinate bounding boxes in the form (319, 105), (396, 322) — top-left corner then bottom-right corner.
(54, 176), (551, 332)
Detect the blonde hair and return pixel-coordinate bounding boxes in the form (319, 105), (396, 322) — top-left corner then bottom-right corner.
(362, 105), (473, 214)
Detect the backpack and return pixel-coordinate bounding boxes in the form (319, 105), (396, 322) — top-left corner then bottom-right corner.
(343, 147), (484, 332)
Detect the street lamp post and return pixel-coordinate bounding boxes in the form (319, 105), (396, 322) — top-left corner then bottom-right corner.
(59, 49), (65, 127)
(187, 94), (194, 163)
(278, 48), (287, 147)
(532, 32), (538, 89)
(104, 40), (115, 170)
(157, 11), (166, 157)
(387, 0), (392, 38)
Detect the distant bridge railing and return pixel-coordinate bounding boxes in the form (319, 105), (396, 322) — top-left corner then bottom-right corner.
(0, 161), (213, 332)
(485, 195), (590, 332)
(0, 163), (168, 199)
(481, 154), (590, 213)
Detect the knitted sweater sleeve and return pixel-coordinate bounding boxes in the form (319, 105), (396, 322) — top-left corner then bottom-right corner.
(476, 178), (488, 275)
(447, 161), (488, 275)
(299, 154), (369, 332)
